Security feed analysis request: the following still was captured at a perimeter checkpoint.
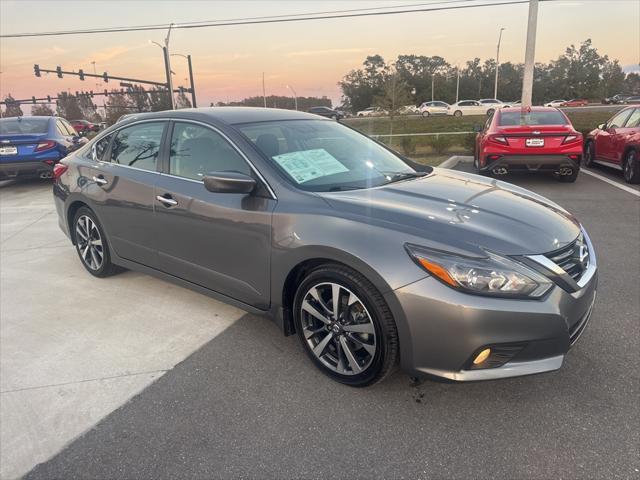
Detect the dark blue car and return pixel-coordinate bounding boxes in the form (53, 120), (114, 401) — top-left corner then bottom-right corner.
(0, 116), (87, 180)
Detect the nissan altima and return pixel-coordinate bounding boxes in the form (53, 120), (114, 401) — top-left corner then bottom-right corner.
(53, 108), (597, 387)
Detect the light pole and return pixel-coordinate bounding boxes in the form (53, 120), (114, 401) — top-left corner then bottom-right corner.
(521, 0), (538, 107)
(149, 25), (175, 110)
(286, 84), (298, 111)
(456, 66), (461, 103)
(494, 27), (505, 100)
(171, 53), (197, 107)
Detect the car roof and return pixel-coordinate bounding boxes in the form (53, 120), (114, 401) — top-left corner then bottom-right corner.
(118, 107), (322, 125)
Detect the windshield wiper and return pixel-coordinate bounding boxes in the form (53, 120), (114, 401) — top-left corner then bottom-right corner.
(383, 171), (428, 184)
(327, 185), (362, 192)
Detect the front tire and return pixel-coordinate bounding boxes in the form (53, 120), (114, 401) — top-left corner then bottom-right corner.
(293, 265), (398, 387)
(422, 111), (430, 117)
(583, 141), (595, 167)
(72, 207), (120, 277)
(623, 149), (640, 184)
(487, 108), (495, 116)
(453, 110), (462, 117)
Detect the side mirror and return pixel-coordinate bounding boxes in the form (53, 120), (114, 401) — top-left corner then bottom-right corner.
(473, 124), (483, 133)
(598, 123), (606, 130)
(72, 135), (81, 143)
(203, 172), (256, 194)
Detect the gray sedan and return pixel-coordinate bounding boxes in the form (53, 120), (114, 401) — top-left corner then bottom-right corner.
(52, 107), (597, 387)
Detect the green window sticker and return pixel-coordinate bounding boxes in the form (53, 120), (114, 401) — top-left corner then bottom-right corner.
(272, 149), (348, 184)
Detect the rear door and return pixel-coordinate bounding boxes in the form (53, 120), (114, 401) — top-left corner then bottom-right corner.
(85, 121), (167, 268)
(153, 120), (276, 308)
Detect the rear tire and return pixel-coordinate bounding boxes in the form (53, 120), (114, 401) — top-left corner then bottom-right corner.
(583, 141), (595, 167)
(556, 168), (579, 183)
(72, 207), (121, 278)
(422, 111), (430, 117)
(293, 264), (398, 387)
(487, 108), (495, 116)
(454, 110), (462, 117)
(623, 149), (640, 184)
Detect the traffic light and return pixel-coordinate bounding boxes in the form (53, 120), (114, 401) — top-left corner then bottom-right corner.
(90, 90), (94, 98)
(47, 95), (51, 103)
(32, 96), (36, 104)
(34, 64), (41, 77)
(104, 89), (109, 96)
(56, 66), (62, 78)
(79, 69), (85, 81)
(103, 72), (109, 82)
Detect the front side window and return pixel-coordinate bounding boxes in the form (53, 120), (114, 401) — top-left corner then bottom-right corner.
(498, 110), (568, 126)
(607, 110), (632, 129)
(110, 122), (164, 171)
(169, 122), (251, 181)
(90, 133), (113, 162)
(237, 119), (416, 192)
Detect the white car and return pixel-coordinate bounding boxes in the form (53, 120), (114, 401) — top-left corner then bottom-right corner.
(544, 100), (566, 107)
(418, 101), (449, 117)
(398, 105), (420, 115)
(356, 107), (387, 117)
(479, 99), (509, 112)
(447, 100), (492, 117)
(502, 100), (522, 108)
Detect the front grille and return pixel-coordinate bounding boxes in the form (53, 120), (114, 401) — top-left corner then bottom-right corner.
(544, 234), (590, 282)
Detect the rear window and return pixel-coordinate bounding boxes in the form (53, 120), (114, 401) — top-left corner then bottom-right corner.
(0, 118), (49, 135)
(498, 110), (567, 126)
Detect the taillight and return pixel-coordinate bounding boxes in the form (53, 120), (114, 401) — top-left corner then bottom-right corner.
(52, 163), (68, 179)
(562, 134), (581, 144)
(35, 140), (56, 152)
(489, 135), (509, 145)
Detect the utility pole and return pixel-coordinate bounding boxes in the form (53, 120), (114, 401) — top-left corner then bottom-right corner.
(494, 27), (505, 100)
(431, 74), (435, 102)
(164, 24), (175, 109)
(262, 72), (267, 108)
(171, 53), (197, 107)
(521, 0), (538, 108)
(286, 84), (298, 111)
(456, 66), (461, 103)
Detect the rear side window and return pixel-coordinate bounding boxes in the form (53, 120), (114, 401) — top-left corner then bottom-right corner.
(110, 122), (164, 171)
(498, 111), (568, 126)
(607, 109), (632, 129)
(0, 118), (49, 134)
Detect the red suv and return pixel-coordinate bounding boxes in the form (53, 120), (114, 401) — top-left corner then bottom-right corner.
(584, 106), (640, 184)
(474, 107), (583, 182)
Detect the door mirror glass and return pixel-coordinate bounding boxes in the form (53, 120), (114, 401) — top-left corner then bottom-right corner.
(203, 172), (256, 194)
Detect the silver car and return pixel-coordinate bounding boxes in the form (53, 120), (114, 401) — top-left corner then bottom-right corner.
(53, 108), (597, 387)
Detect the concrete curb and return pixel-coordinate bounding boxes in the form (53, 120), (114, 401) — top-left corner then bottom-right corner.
(439, 155), (473, 169)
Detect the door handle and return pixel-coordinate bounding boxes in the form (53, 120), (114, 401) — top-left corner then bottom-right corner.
(156, 195), (178, 207)
(92, 175), (108, 185)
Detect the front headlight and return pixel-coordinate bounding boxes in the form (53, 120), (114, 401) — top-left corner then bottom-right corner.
(406, 244), (553, 299)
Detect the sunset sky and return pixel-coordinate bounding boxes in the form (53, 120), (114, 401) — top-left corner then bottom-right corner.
(1, 0), (638, 109)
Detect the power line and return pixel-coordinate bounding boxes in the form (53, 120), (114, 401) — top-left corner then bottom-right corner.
(1, 0), (553, 38)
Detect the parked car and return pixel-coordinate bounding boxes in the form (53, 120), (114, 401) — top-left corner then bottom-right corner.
(398, 105), (420, 115)
(479, 99), (509, 112)
(601, 94), (630, 105)
(474, 106), (583, 182)
(625, 96), (640, 104)
(71, 119), (100, 134)
(447, 100), (492, 117)
(0, 116), (86, 180)
(561, 99), (588, 107)
(544, 100), (567, 108)
(356, 107), (387, 117)
(308, 106), (342, 120)
(584, 106), (640, 183)
(418, 101), (449, 116)
(53, 107), (597, 386)
(503, 100), (522, 108)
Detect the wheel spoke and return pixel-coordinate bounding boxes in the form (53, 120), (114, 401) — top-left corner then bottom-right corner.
(301, 300), (331, 325)
(335, 338), (346, 374)
(347, 333), (376, 355)
(308, 286), (332, 315)
(313, 332), (334, 357)
(303, 325), (326, 340)
(76, 225), (88, 241)
(339, 336), (362, 374)
(90, 247), (100, 268)
(343, 323), (374, 334)
(331, 283), (341, 318)
(90, 238), (102, 247)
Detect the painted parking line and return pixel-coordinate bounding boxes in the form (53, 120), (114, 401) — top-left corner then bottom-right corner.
(581, 169), (640, 197)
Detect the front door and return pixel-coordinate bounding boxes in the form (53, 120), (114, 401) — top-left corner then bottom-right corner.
(154, 121), (275, 309)
(597, 109), (632, 162)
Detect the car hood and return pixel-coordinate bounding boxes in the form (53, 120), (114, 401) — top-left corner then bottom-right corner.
(318, 168), (581, 257)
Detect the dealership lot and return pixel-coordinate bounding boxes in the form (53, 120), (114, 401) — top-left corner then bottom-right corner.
(1, 163), (639, 479)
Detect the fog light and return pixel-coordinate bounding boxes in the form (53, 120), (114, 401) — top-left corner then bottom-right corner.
(473, 348), (491, 364)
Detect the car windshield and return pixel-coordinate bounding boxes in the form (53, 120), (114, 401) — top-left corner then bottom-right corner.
(236, 119), (416, 191)
(0, 117), (49, 135)
(498, 110), (568, 126)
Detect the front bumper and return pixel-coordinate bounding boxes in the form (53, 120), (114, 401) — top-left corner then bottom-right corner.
(479, 154), (580, 173)
(387, 250), (597, 381)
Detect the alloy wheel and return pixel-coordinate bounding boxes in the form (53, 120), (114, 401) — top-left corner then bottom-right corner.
(75, 215), (104, 270)
(624, 151), (635, 182)
(300, 282), (376, 375)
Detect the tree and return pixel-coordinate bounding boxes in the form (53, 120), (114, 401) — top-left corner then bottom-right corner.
(126, 85), (152, 113)
(148, 87), (172, 112)
(2, 94), (23, 117)
(105, 90), (133, 125)
(175, 90), (192, 109)
(31, 104), (55, 116)
(339, 55), (390, 113)
(77, 94), (99, 121)
(374, 75), (413, 118)
(56, 92), (83, 120)
(624, 72), (640, 94)
(600, 58), (626, 97)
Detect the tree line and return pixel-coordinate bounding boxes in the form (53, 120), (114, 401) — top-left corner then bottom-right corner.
(214, 95), (331, 111)
(339, 39), (640, 113)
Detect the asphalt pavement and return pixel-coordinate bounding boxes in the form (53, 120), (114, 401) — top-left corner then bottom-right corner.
(3, 161), (639, 479)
